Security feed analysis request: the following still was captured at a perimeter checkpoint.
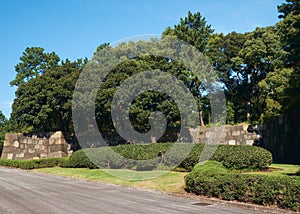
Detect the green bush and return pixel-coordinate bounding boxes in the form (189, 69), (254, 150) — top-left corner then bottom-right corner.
(136, 159), (157, 171)
(0, 158), (71, 170)
(69, 143), (272, 171)
(185, 162), (300, 211)
(178, 144), (272, 171)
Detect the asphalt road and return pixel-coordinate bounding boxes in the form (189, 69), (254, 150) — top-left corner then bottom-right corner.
(0, 168), (261, 214)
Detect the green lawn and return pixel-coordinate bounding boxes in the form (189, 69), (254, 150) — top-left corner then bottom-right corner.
(34, 163), (300, 195)
(34, 168), (188, 194)
(244, 163), (300, 177)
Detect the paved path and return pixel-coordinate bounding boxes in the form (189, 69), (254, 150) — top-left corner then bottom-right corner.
(0, 168), (261, 214)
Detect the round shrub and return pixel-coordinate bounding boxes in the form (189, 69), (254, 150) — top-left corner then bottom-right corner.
(69, 149), (97, 169)
(213, 145), (273, 170)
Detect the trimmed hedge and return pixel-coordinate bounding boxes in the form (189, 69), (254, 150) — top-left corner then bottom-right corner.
(69, 143), (273, 171)
(179, 144), (273, 171)
(185, 162), (300, 211)
(0, 158), (71, 170)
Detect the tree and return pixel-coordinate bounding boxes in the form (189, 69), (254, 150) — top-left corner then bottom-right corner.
(278, 0), (300, 18)
(207, 32), (247, 123)
(163, 11), (215, 126)
(277, 0), (300, 110)
(258, 67), (293, 122)
(208, 27), (283, 123)
(163, 11), (214, 53)
(0, 111), (8, 155)
(10, 47), (60, 87)
(232, 27), (283, 122)
(11, 54), (85, 133)
(95, 55), (189, 133)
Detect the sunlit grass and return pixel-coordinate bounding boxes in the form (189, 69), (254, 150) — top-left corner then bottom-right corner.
(34, 163), (300, 195)
(244, 164), (300, 177)
(34, 167), (188, 194)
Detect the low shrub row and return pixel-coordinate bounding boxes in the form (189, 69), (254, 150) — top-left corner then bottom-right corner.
(185, 161), (300, 211)
(69, 143), (273, 171)
(0, 158), (70, 170)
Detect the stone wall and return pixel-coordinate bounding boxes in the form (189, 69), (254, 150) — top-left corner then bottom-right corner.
(190, 125), (260, 145)
(1, 131), (71, 160)
(258, 109), (300, 164)
(0, 125), (261, 161)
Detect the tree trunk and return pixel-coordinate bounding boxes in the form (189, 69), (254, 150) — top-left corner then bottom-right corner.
(199, 109), (205, 127)
(247, 101), (251, 122)
(196, 80), (205, 127)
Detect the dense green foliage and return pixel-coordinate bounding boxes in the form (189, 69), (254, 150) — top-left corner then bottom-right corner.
(183, 144), (273, 171)
(185, 161), (300, 211)
(0, 158), (70, 170)
(69, 144), (272, 171)
(95, 55), (193, 133)
(0, 111), (11, 155)
(10, 55), (86, 133)
(4, 1), (298, 136)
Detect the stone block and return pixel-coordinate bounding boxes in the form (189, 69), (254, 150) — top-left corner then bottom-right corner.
(28, 149), (35, 154)
(50, 131), (64, 139)
(49, 151), (65, 158)
(13, 141), (20, 148)
(55, 138), (64, 145)
(246, 140), (254, 145)
(7, 153), (13, 160)
(40, 154), (48, 159)
(49, 139), (55, 145)
(242, 125), (248, 131)
(16, 153), (24, 158)
(33, 157), (40, 160)
(3, 140), (10, 147)
(27, 139), (32, 144)
(228, 140), (236, 145)
(232, 130), (240, 136)
(206, 132), (216, 139)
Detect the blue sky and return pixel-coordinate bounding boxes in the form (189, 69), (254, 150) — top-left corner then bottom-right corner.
(0, 0), (284, 118)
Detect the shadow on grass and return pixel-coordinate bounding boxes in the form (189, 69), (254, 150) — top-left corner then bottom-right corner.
(286, 169), (300, 176)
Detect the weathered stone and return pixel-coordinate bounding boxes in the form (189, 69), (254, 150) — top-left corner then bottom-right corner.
(28, 149), (35, 154)
(246, 140), (254, 145)
(7, 153), (13, 160)
(13, 141), (20, 148)
(229, 140), (236, 145)
(242, 125), (248, 131)
(3, 140), (9, 147)
(40, 154), (48, 159)
(49, 151), (65, 158)
(206, 132), (216, 138)
(16, 153), (24, 158)
(232, 130), (240, 136)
